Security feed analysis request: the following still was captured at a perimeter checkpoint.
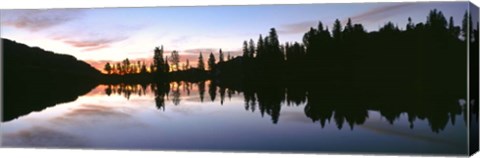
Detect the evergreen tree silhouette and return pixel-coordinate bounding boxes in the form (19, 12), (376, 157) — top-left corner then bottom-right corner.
(333, 19), (342, 40)
(219, 49), (224, 63)
(248, 39), (255, 58)
(198, 52), (205, 70)
(243, 40), (249, 57)
(257, 34), (264, 60)
(153, 46), (165, 73)
(462, 11), (472, 40)
(170, 50), (180, 72)
(164, 56), (170, 72)
(344, 18), (354, 34)
(140, 61), (147, 74)
(208, 52), (216, 71)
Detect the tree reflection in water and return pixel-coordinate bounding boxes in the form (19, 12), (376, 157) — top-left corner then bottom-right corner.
(103, 80), (466, 133)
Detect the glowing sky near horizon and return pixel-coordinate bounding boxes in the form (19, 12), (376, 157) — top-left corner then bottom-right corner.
(0, 2), (476, 71)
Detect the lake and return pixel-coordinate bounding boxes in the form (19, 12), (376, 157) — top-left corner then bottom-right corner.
(1, 80), (469, 155)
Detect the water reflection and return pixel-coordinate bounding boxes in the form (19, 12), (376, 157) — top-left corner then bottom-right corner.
(2, 80), (468, 154)
(100, 80), (465, 133)
(105, 84), (150, 99)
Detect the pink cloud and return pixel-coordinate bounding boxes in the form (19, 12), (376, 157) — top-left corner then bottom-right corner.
(350, 3), (417, 23)
(61, 36), (127, 52)
(1, 10), (83, 32)
(278, 21), (317, 34)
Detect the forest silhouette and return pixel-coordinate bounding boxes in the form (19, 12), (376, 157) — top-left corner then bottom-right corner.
(3, 9), (478, 134)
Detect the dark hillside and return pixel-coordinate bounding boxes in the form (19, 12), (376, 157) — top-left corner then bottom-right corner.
(2, 38), (101, 121)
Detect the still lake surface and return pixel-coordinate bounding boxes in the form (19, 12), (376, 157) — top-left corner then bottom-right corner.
(1, 81), (469, 155)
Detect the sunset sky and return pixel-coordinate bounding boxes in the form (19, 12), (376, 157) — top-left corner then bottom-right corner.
(0, 2), (476, 71)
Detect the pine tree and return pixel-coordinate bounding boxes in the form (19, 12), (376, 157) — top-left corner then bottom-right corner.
(462, 11), (472, 40)
(248, 39), (255, 58)
(140, 61), (147, 74)
(170, 50), (180, 71)
(426, 9), (447, 29)
(208, 52), (216, 71)
(219, 49), (224, 63)
(268, 28), (283, 62)
(344, 18), (353, 34)
(449, 16), (455, 31)
(198, 52), (205, 70)
(333, 19), (342, 40)
(243, 40), (249, 57)
(257, 34), (264, 59)
(164, 56), (170, 72)
(153, 46), (164, 73)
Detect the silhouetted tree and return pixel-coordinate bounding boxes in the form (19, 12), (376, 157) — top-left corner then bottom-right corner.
(149, 64), (155, 73)
(333, 19), (342, 40)
(248, 39), (255, 58)
(379, 22), (400, 33)
(116, 63), (121, 74)
(198, 52), (205, 70)
(140, 61), (147, 74)
(208, 52), (216, 71)
(267, 28), (283, 62)
(462, 11), (472, 40)
(449, 16), (455, 32)
(104, 62), (112, 74)
(153, 46), (165, 73)
(164, 56), (170, 72)
(253, 27), (284, 77)
(426, 9), (447, 30)
(407, 17), (415, 31)
(170, 50), (180, 71)
(257, 34), (264, 60)
(243, 40), (249, 57)
(448, 16), (461, 38)
(344, 18), (354, 34)
(123, 58), (130, 74)
(219, 49), (224, 63)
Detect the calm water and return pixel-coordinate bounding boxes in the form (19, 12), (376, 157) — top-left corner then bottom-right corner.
(1, 81), (468, 155)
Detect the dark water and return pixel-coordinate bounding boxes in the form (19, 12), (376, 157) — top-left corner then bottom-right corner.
(1, 81), (468, 155)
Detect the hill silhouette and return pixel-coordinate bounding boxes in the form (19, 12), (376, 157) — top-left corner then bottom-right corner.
(3, 38), (101, 121)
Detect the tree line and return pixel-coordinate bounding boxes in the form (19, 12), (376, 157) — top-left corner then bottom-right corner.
(102, 9), (478, 91)
(103, 58), (148, 75)
(103, 46), (237, 76)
